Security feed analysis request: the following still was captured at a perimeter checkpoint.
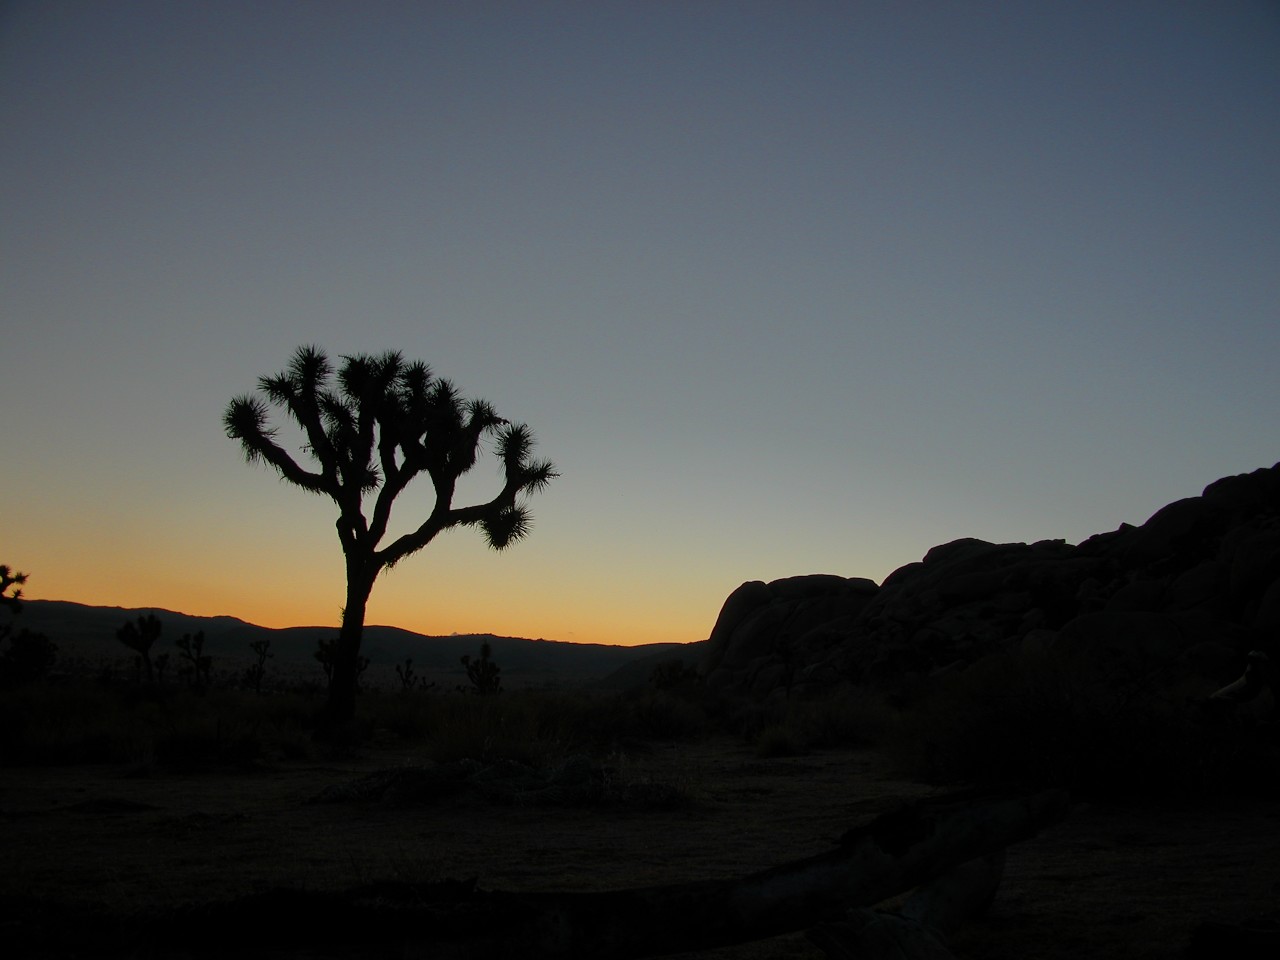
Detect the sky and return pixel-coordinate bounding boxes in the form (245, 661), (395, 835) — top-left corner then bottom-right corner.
(3, 1), (1278, 647)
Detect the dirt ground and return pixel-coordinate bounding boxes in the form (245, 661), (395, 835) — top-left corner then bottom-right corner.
(2, 735), (1278, 958)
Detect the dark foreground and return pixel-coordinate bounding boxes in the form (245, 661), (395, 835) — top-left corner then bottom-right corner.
(2, 737), (1278, 958)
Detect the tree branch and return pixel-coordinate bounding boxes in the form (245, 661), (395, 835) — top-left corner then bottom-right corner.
(224, 397), (329, 494)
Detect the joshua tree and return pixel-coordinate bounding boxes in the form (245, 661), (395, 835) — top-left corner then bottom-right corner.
(224, 346), (556, 731)
(315, 637), (337, 687)
(117, 613), (162, 684)
(176, 631), (212, 689)
(245, 639), (273, 694)
(395, 656), (417, 692)
(0, 627), (58, 686)
(461, 641), (502, 695)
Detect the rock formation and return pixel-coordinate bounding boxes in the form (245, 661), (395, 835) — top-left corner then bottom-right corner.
(702, 463), (1280, 700)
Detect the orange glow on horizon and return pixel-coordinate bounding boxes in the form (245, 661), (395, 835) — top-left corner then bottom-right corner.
(26, 580), (706, 648)
(12, 500), (723, 650)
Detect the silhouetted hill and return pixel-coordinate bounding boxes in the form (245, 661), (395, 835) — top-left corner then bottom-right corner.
(16, 600), (688, 688)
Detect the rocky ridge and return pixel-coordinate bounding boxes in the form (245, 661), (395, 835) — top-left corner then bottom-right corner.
(701, 463), (1280, 700)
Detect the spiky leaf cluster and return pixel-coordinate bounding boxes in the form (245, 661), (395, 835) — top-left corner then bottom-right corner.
(223, 346), (558, 567)
(1, 564), (27, 613)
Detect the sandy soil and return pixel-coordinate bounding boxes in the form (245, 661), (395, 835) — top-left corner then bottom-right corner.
(2, 736), (1278, 958)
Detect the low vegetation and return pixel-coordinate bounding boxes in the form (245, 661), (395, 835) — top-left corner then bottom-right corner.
(2, 590), (1274, 801)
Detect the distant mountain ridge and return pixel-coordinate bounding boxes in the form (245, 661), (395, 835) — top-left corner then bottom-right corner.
(14, 599), (691, 688)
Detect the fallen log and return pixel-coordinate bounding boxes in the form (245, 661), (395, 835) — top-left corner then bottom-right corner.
(483, 788), (1068, 958)
(3, 789), (1068, 959)
(807, 851), (1006, 960)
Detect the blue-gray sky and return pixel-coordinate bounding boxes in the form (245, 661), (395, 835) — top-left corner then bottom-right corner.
(3, 1), (1278, 645)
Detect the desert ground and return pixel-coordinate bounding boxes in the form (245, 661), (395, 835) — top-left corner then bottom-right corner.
(2, 734), (1278, 959)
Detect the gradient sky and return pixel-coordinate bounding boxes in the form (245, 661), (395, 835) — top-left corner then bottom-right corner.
(3, 1), (1278, 647)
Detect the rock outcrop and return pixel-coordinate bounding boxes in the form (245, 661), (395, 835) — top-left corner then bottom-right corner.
(702, 463), (1280, 699)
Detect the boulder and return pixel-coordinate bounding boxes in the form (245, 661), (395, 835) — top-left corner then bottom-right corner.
(700, 575), (878, 692)
(702, 462), (1280, 698)
(1049, 611), (1208, 687)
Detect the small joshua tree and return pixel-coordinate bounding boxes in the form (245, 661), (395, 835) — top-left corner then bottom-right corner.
(176, 631), (212, 689)
(245, 639), (273, 694)
(461, 641), (502, 696)
(395, 656), (417, 693)
(117, 613), (162, 684)
(315, 637), (336, 687)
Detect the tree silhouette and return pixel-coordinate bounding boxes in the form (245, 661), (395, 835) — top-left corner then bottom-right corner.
(1, 565), (28, 646)
(245, 639), (273, 694)
(1, 564), (27, 614)
(224, 346), (557, 731)
(460, 641), (502, 695)
(395, 656), (418, 692)
(0, 564), (58, 686)
(176, 631), (212, 689)
(116, 613), (162, 684)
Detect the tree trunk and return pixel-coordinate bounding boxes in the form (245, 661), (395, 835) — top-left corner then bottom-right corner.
(317, 560), (376, 736)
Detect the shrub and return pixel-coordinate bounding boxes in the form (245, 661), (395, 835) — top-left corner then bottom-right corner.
(0, 629), (58, 686)
(707, 686), (894, 758)
(418, 694), (570, 767)
(753, 719), (808, 758)
(624, 690), (710, 741)
(883, 646), (1263, 797)
(649, 659), (702, 693)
